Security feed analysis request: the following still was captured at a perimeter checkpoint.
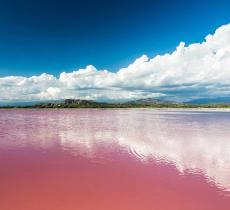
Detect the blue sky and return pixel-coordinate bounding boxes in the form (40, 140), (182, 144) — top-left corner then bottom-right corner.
(1, 0), (230, 103)
(0, 0), (230, 76)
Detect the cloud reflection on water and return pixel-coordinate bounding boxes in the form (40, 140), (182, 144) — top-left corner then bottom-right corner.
(1, 109), (230, 191)
(55, 110), (230, 191)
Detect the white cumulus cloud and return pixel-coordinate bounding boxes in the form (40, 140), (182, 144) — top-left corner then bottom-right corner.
(1, 23), (230, 102)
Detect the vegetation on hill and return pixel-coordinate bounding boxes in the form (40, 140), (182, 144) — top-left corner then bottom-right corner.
(1, 98), (230, 109)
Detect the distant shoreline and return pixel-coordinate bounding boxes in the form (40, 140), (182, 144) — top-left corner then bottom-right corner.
(1, 99), (230, 110)
(1, 107), (230, 112)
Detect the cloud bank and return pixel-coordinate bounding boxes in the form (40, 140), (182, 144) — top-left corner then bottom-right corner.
(1, 23), (230, 102)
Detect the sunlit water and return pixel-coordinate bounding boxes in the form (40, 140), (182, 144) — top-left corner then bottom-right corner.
(0, 109), (230, 210)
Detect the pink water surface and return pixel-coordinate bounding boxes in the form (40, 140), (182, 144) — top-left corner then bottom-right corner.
(0, 109), (230, 210)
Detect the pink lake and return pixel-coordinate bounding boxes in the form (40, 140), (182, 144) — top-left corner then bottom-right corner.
(0, 109), (230, 210)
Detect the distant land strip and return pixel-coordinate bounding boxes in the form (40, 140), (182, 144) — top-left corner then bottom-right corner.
(1, 98), (230, 109)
